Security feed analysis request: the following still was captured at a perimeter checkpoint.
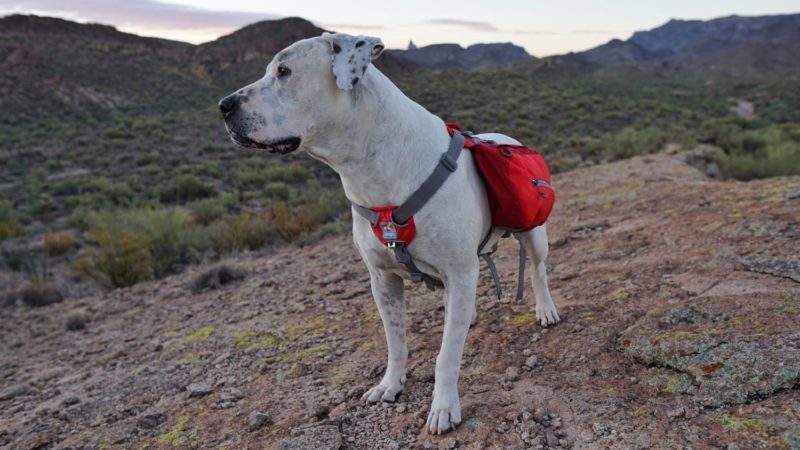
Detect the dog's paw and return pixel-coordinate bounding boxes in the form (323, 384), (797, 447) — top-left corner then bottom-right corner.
(426, 394), (461, 434)
(362, 374), (405, 403)
(536, 303), (560, 327)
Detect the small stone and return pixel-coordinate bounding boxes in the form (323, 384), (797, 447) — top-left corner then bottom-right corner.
(505, 366), (520, 381)
(347, 386), (364, 399)
(522, 349), (533, 357)
(396, 404), (406, 413)
(61, 396), (80, 406)
(525, 355), (539, 368)
(531, 333), (541, 342)
(137, 413), (167, 429)
(186, 382), (213, 397)
(666, 406), (686, 419)
(248, 411), (270, 431)
(439, 437), (457, 449)
(310, 404), (330, 420)
(533, 407), (546, 422)
(546, 431), (559, 447)
(220, 388), (244, 402)
(0, 384), (28, 400)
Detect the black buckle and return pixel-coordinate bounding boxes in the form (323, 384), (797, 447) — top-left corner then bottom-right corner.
(440, 152), (458, 172)
(393, 243), (412, 264)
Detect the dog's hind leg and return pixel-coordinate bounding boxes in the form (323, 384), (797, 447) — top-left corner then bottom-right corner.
(519, 224), (560, 326)
(362, 268), (408, 403)
(426, 262), (479, 434)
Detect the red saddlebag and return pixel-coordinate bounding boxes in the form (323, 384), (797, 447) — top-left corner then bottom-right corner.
(448, 124), (555, 231)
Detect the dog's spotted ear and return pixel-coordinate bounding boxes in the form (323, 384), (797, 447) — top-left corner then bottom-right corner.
(322, 32), (385, 90)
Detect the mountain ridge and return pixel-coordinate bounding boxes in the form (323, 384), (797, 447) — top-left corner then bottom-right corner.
(575, 13), (800, 73)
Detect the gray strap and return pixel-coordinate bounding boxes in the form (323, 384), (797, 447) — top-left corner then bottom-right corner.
(394, 243), (443, 290)
(392, 132), (465, 225)
(480, 254), (502, 299)
(351, 203), (379, 225)
(514, 234), (527, 301)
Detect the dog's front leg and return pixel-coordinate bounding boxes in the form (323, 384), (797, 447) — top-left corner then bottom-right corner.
(426, 262), (479, 434)
(362, 268), (407, 403)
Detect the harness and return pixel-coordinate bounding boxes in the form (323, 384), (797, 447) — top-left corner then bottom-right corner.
(350, 126), (529, 300)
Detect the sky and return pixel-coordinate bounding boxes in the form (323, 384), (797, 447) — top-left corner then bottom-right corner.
(1, 0), (798, 56)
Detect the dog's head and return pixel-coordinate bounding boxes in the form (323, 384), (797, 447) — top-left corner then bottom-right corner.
(218, 32), (385, 154)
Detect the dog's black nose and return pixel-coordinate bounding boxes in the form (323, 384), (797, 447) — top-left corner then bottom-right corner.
(218, 95), (238, 119)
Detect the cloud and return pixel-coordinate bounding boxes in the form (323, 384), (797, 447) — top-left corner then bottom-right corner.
(1, 0), (279, 31)
(569, 29), (623, 35)
(425, 18), (499, 33)
(320, 22), (387, 31)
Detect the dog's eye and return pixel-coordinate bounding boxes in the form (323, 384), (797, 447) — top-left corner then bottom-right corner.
(277, 64), (292, 78)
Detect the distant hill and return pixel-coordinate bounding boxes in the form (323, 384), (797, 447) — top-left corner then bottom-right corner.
(576, 14), (800, 74)
(388, 42), (535, 69)
(192, 17), (326, 89)
(0, 14), (210, 120)
(2, 12), (799, 122)
(192, 17), (416, 90)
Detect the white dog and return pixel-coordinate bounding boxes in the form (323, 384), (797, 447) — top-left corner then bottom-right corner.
(219, 32), (560, 434)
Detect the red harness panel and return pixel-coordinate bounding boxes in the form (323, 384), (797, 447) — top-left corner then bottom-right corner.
(368, 206), (417, 246)
(447, 123), (555, 231)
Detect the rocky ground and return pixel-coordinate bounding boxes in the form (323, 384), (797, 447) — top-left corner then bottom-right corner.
(1, 153), (799, 449)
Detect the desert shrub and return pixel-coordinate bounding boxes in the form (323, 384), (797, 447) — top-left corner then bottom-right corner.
(127, 209), (199, 276)
(269, 202), (317, 241)
(89, 208), (204, 277)
(208, 213), (276, 254)
(191, 264), (246, 292)
(1, 245), (36, 272)
(188, 197), (228, 225)
(598, 127), (670, 160)
(158, 174), (216, 203)
(263, 182), (290, 200)
(263, 162), (308, 183)
(234, 158), (309, 189)
(20, 282), (64, 307)
(715, 125), (800, 180)
(65, 309), (90, 331)
(135, 152), (158, 166)
(76, 224), (152, 289)
(43, 232), (74, 256)
(54, 176), (135, 208)
(0, 219), (24, 242)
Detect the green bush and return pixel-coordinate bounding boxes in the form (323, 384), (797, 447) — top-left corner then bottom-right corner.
(596, 127), (670, 160)
(75, 225), (152, 289)
(263, 182), (290, 200)
(716, 125), (800, 180)
(79, 208), (209, 281)
(158, 174), (216, 203)
(188, 197), (229, 226)
(208, 213), (276, 254)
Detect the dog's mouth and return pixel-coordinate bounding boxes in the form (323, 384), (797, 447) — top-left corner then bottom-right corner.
(228, 132), (302, 155)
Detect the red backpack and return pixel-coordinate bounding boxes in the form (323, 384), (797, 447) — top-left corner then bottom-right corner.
(447, 124), (555, 231)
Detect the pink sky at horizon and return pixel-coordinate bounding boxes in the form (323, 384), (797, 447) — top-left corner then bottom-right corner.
(2, 0), (798, 56)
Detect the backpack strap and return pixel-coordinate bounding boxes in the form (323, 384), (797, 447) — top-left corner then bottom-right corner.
(391, 131), (464, 225)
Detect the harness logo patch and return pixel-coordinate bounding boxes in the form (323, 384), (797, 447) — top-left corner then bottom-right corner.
(380, 222), (398, 240)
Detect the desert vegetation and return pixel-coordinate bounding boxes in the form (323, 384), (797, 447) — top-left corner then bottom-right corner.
(1, 21), (798, 296)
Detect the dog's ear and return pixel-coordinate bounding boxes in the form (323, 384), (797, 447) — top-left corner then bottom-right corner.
(322, 32), (385, 90)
